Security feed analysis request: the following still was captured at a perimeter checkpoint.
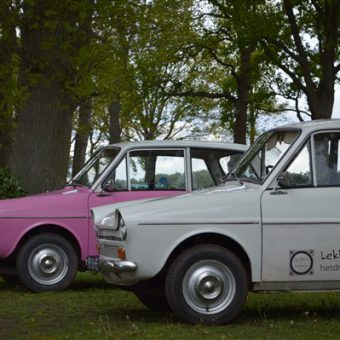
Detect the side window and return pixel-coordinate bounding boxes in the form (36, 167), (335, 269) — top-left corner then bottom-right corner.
(129, 150), (185, 191)
(102, 157), (128, 191)
(314, 133), (340, 186)
(281, 142), (312, 187)
(192, 158), (214, 190)
(190, 148), (244, 189)
(76, 148), (120, 187)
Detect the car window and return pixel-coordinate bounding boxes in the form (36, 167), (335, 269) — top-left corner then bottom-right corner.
(281, 142), (312, 187)
(102, 156), (128, 191)
(129, 150), (185, 191)
(190, 148), (244, 189)
(74, 148), (120, 187)
(314, 132), (340, 186)
(234, 130), (299, 183)
(192, 158), (214, 190)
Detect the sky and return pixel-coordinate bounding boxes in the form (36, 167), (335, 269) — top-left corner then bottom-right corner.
(333, 85), (340, 118)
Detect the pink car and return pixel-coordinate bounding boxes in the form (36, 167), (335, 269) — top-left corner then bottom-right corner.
(0, 140), (246, 291)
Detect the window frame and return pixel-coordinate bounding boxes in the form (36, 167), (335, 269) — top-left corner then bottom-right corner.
(312, 131), (340, 188)
(188, 147), (244, 190)
(126, 148), (187, 192)
(277, 130), (340, 190)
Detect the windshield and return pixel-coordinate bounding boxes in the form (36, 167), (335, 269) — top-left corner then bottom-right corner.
(231, 129), (299, 183)
(71, 147), (120, 187)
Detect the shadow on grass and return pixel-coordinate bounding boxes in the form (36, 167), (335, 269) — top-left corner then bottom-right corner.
(96, 306), (180, 325)
(0, 273), (112, 292)
(68, 278), (112, 291)
(0, 280), (22, 291)
(98, 291), (340, 325)
(240, 305), (340, 323)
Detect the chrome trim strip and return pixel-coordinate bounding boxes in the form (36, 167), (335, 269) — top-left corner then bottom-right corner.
(263, 222), (340, 225)
(0, 216), (87, 219)
(138, 222), (260, 226)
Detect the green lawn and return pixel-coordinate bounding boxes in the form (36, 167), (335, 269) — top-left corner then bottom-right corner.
(1, 273), (340, 339)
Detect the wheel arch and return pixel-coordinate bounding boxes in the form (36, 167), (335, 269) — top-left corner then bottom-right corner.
(13, 224), (82, 268)
(156, 233), (252, 286)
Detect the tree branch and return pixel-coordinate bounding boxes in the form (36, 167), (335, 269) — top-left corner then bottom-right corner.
(167, 89), (236, 103)
(283, 0), (317, 93)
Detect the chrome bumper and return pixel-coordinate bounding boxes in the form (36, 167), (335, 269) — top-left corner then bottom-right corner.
(99, 259), (138, 273)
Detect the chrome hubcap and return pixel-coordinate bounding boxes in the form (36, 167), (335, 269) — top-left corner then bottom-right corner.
(183, 260), (236, 314)
(196, 271), (223, 300)
(28, 244), (69, 285)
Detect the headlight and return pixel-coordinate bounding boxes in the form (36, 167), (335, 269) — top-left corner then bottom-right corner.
(100, 214), (118, 230)
(96, 212), (127, 241)
(118, 215), (127, 240)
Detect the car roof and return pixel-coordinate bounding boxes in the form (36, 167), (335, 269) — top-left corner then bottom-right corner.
(102, 140), (248, 152)
(273, 119), (340, 133)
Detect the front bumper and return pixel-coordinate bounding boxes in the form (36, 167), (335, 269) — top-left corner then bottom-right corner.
(99, 259), (138, 273)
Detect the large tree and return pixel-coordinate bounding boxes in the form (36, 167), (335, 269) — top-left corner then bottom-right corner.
(264, 0), (340, 120)
(10, 0), (94, 193)
(166, 0), (280, 144)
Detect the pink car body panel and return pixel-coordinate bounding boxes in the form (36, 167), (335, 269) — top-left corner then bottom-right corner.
(0, 186), (179, 260)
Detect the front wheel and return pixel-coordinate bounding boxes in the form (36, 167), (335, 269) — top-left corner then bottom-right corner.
(16, 233), (78, 292)
(165, 244), (248, 325)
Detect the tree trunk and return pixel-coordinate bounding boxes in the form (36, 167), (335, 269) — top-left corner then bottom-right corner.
(10, 82), (75, 194)
(0, 111), (12, 168)
(249, 108), (256, 145)
(108, 101), (122, 144)
(72, 99), (92, 178)
(0, 1), (17, 168)
(233, 47), (252, 145)
(9, 0), (79, 194)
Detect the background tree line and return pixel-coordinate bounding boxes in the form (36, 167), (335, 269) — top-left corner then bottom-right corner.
(0, 0), (339, 194)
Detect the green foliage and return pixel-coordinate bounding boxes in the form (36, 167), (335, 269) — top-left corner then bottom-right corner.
(0, 168), (26, 199)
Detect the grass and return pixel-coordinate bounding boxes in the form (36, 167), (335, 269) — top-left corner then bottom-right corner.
(1, 273), (340, 339)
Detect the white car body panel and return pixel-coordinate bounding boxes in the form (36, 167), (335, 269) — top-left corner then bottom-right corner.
(262, 186), (340, 281)
(96, 184), (262, 284)
(95, 120), (340, 291)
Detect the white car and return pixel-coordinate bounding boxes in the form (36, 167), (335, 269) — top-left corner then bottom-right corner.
(94, 120), (340, 325)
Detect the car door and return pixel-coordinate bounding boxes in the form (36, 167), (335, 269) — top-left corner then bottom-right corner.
(261, 131), (340, 283)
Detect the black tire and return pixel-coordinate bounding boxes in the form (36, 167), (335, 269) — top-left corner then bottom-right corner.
(1, 274), (19, 285)
(16, 233), (78, 292)
(134, 291), (170, 312)
(165, 244), (248, 325)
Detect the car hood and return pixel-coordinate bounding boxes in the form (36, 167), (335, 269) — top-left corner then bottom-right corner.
(118, 182), (262, 226)
(0, 186), (91, 218)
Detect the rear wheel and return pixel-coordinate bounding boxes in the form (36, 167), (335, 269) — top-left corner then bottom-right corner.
(16, 233), (78, 292)
(165, 244), (248, 325)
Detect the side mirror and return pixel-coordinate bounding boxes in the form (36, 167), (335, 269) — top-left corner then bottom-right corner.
(102, 180), (115, 193)
(270, 172), (288, 195)
(97, 179), (115, 196)
(278, 171), (290, 188)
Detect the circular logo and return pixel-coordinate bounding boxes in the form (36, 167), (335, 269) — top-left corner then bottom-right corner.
(290, 251), (313, 275)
